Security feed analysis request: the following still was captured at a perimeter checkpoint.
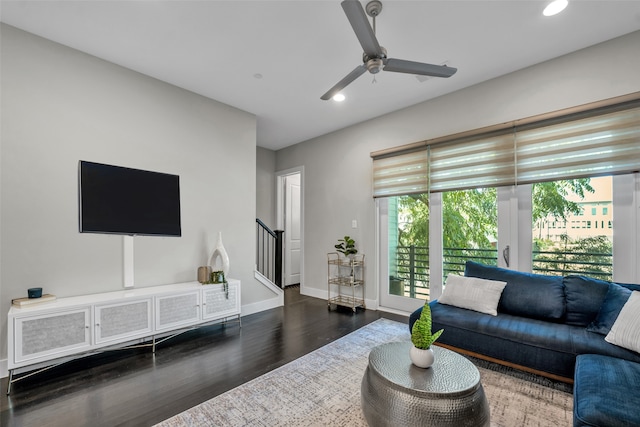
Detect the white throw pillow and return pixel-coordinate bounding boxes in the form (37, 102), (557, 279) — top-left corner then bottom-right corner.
(438, 274), (507, 316)
(605, 291), (640, 353)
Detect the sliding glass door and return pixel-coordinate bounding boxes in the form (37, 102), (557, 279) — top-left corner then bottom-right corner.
(378, 173), (639, 313)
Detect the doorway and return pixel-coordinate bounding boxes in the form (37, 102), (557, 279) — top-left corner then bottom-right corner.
(276, 167), (304, 288)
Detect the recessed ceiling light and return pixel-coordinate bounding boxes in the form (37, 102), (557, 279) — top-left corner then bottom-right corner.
(543, 0), (568, 16)
(333, 93), (346, 102)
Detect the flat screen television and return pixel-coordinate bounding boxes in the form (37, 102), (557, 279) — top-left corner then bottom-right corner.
(79, 161), (181, 236)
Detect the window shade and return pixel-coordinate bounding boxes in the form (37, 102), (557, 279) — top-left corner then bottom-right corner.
(372, 149), (428, 197)
(430, 132), (515, 192)
(516, 106), (640, 183)
(371, 93), (640, 198)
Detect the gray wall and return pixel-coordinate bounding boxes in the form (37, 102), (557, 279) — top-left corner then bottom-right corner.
(275, 30), (640, 303)
(256, 147), (277, 229)
(0, 24), (272, 367)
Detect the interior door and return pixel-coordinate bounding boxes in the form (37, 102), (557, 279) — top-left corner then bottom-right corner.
(284, 173), (301, 286)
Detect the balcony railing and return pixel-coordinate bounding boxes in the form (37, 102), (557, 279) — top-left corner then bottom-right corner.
(392, 245), (612, 298)
(532, 250), (612, 281)
(443, 247), (498, 277)
(395, 245), (429, 299)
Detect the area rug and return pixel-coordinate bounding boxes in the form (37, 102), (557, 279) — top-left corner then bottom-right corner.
(155, 318), (573, 427)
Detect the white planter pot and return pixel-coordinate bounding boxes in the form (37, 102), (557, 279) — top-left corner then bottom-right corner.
(409, 345), (435, 368)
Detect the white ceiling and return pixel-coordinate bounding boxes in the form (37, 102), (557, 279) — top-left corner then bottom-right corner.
(2, 1), (640, 150)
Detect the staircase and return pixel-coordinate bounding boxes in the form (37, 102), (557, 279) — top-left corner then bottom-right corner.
(255, 218), (284, 288)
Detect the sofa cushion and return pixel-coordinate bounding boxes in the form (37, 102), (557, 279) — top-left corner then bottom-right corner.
(570, 328), (640, 364)
(574, 354), (640, 427)
(427, 301), (576, 378)
(464, 261), (565, 321)
(563, 275), (610, 326)
(565, 276), (640, 327)
(587, 282), (632, 335)
(605, 291), (640, 354)
(438, 274), (507, 316)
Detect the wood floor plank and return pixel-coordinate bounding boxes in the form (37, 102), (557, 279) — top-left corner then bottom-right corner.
(1, 288), (407, 427)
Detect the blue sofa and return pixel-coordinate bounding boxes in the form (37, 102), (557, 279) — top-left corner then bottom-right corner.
(409, 261), (640, 427)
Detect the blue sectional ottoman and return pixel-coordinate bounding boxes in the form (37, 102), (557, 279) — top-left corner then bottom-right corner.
(574, 354), (640, 427)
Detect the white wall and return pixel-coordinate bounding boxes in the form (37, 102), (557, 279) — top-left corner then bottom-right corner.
(275, 30), (640, 303)
(0, 24), (275, 371)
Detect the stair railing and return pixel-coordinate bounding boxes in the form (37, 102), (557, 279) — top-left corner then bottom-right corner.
(256, 218), (284, 288)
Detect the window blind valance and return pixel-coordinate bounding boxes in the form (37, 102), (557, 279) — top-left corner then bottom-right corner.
(372, 149), (429, 197)
(516, 105), (640, 184)
(429, 131), (515, 192)
(371, 93), (640, 198)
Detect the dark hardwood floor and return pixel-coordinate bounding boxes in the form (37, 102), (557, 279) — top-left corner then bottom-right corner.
(1, 287), (407, 427)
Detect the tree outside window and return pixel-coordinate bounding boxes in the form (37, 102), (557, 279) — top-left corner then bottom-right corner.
(532, 177), (612, 281)
(391, 176), (613, 297)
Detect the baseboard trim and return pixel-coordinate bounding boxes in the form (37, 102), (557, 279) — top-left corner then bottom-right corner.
(254, 270), (284, 296)
(241, 294), (283, 317)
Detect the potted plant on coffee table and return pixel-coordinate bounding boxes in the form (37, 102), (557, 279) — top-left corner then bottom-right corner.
(410, 301), (444, 368)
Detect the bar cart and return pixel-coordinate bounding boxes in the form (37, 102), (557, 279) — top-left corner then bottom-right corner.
(327, 252), (365, 312)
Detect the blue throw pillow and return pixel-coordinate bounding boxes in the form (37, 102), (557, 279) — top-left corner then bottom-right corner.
(464, 261), (565, 321)
(587, 283), (632, 335)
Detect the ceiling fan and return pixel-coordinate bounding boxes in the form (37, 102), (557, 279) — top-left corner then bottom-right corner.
(321, 0), (457, 100)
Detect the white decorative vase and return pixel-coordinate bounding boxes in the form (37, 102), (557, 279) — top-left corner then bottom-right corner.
(409, 345), (435, 368)
(209, 232), (230, 276)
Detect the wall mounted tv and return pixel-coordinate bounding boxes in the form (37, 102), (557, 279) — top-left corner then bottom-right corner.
(79, 161), (181, 237)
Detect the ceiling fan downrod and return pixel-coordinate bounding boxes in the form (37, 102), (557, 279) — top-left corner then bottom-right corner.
(365, 0), (384, 74)
(366, 0), (382, 34)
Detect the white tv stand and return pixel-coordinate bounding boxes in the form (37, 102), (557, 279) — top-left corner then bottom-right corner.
(6, 280), (241, 394)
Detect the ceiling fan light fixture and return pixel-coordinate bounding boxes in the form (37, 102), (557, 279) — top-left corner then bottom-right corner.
(366, 58), (384, 74)
(332, 93), (346, 102)
(543, 0), (568, 16)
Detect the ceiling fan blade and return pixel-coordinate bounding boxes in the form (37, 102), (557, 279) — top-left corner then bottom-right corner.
(384, 58), (457, 78)
(341, 0), (384, 58)
(321, 64), (367, 100)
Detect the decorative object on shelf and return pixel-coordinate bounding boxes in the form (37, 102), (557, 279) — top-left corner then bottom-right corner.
(210, 271), (225, 284)
(410, 301), (444, 368)
(208, 271), (229, 299)
(210, 232), (230, 276)
(334, 235), (357, 258)
(197, 266), (212, 284)
(27, 287), (43, 299)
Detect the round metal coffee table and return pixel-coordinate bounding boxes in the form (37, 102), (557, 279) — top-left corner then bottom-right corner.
(361, 342), (490, 427)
